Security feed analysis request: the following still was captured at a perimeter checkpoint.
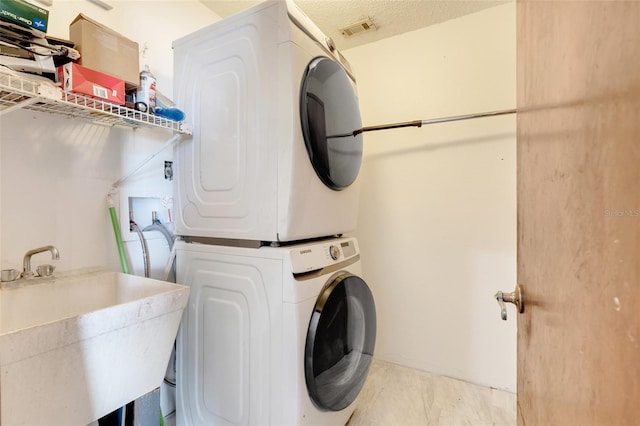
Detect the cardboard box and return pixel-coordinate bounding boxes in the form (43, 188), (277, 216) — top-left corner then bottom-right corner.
(58, 62), (125, 105)
(0, 0), (49, 34)
(69, 14), (139, 89)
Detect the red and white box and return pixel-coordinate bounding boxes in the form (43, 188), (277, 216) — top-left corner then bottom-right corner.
(57, 62), (125, 105)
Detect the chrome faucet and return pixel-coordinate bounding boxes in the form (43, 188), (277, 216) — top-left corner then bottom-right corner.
(22, 245), (60, 278)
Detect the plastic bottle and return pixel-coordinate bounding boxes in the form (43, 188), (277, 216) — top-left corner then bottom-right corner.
(137, 65), (156, 114)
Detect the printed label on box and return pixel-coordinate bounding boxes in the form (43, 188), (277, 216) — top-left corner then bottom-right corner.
(93, 85), (108, 99)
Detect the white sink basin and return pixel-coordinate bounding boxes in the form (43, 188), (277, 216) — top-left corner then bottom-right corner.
(0, 269), (189, 425)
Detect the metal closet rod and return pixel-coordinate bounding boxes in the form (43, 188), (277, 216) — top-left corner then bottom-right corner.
(328, 108), (517, 138)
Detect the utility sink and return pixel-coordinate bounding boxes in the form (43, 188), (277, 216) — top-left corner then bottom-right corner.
(0, 269), (189, 425)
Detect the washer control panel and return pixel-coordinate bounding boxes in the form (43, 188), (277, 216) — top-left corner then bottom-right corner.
(289, 238), (358, 274)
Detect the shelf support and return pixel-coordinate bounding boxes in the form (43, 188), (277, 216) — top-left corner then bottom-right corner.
(112, 134), (184, 188)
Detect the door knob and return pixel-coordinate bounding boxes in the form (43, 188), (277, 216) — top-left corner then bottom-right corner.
(494, 285), (524, 320)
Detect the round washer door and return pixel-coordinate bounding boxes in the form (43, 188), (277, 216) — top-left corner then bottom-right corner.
(305, 272), (376, 411)
(300, 57), (363, 191)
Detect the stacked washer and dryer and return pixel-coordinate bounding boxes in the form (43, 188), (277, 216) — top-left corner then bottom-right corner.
(172, 1), (376, 425)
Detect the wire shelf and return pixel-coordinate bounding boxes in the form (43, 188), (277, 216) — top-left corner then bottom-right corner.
(0, 68), (191, 134)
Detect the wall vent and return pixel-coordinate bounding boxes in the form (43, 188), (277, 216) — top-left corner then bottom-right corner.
(340, 18), (377, 38)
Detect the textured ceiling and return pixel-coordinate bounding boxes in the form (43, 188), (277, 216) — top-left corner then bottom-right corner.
(199, 0), (510, 50)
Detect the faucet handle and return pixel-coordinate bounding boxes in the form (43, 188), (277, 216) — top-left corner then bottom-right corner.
(36, 264), (56, 277)
(1, 269), (20, 282)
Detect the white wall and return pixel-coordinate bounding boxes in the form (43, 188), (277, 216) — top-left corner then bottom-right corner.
(0, 1), (220, 276)
(346, 2), (517, 391)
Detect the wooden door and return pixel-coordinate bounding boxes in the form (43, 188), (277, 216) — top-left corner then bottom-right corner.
(517, 0), (640, 425)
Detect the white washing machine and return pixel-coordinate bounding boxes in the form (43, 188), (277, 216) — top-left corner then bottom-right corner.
(172, 0), (364, 243)
(175, 237), (376, 425)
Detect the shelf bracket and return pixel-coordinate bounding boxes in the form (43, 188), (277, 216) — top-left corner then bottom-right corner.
(0, 97), (41, 117)
(112, 134), (184, 188)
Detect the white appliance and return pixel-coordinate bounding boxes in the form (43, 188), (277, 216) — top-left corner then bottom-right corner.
(175, 237), (376, 425)
(172, 0), (364, 243)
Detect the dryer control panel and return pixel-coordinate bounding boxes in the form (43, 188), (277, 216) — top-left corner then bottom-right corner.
(288, 238), (358, 274)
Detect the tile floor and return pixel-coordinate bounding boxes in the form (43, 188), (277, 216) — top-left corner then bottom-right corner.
(165, 359), (516, 426)
(347, 359), (516, 426)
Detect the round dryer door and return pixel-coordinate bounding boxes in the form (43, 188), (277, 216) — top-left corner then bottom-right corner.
(300, 57), (363, 191)
(305, 272), (376, 411)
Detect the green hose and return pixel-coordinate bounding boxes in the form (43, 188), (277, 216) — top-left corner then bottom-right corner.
(109, 204), (130, 275)
(107, 196), (133, 422)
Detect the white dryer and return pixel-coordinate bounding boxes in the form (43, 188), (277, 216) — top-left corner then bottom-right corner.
(175, 237), (376, 425)
(172, 0), (364, 243)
